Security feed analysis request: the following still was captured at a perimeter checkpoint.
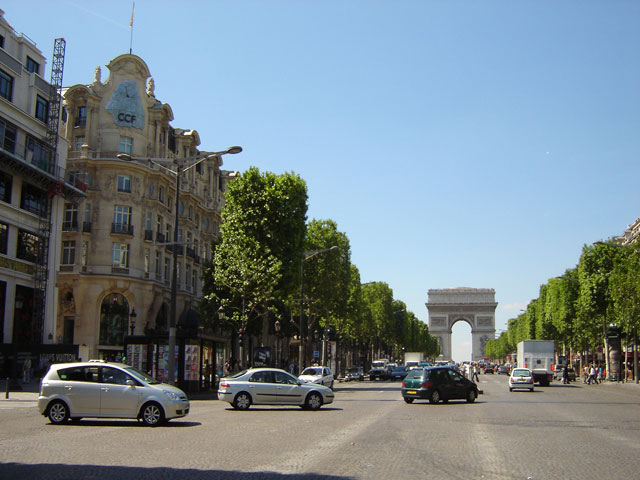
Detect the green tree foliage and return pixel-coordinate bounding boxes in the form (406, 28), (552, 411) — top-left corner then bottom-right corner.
(202, 168), (308, 331)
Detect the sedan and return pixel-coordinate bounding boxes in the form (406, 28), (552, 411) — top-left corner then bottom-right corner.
(497, 365), (510, 375)
(389, 365), (409, 381)
(218, 368), (334, 410)
(401, 366), (480, 404)
(509, 368), (534, 392)
(299, 366), (334, 389)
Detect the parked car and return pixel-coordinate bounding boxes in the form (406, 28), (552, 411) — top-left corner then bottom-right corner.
(385, 363), (398, 379)
(218, 368), (334, 410)
(299, 366), (334, 389)
(554, 366), (576, 382)
(497, 365), (510, 375)
(509, 368), (535, 392)
(401, 366), (480, 404)
(37, 360), (190, 426)
(389, 365), (409, 381)
(345, 367), (364, 382)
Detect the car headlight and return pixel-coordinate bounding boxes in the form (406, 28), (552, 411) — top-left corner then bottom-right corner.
(163, 390), (181, 401)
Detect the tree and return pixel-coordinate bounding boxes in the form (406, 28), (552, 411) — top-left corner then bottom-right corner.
(202, 168), (308, 361)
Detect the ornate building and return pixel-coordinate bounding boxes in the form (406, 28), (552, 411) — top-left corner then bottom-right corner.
(59, 53), (237, 384)
(0, 10), (85, 376)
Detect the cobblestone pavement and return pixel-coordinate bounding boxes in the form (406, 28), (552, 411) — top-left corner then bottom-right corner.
(0, 375), (639, 479)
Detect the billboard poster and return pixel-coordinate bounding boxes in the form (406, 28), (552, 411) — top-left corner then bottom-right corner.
(253, 347), (271, 367)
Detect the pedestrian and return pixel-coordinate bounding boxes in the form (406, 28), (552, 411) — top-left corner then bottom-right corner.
(472, 363), (480, 382)
(587, 365), (598, 384)
(224, 360), (230, 377)
(598, 366), (604, 383)
(562, 365), (568, 384)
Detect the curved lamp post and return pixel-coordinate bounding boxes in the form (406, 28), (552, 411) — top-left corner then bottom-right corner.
(118, 146), (242, 385)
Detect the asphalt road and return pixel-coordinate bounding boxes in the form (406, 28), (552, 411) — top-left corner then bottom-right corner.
(0, 374), (638, 480)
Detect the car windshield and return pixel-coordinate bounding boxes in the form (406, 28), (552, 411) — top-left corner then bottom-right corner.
(347, 368), (360, 373)
(406, 369), (424, 379)
(124, 366), (161, 384)
(513, 369), (531, 377)
(372, 362), (385, 368)
(301, 368), (322, 375)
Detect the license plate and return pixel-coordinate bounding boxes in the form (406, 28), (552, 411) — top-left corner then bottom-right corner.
(407, 390), (417, 394)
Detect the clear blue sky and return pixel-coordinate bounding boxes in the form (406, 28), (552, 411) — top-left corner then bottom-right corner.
(7, 1), (639, 361)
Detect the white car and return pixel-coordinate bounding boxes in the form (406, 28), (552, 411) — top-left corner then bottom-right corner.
(38, 360), (190, 425)
(299, 366), (334, 389)
(509, 368), (535, 392)
(218, 368), (334, 410)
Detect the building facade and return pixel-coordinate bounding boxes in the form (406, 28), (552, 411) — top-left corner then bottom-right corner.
(60, 53), (236, 388)
(0, 10), (86, 378)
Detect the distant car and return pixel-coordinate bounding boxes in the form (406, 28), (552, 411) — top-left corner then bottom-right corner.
(38, 360), (190, 426)
(497, 365), (510, 375)
(509, 368), (534, 392)
(218, 368), (334, 410)
(554, 367), (576, 382)
(345, 367), (364, 382)
(484, 365), (494, 374)
(401, 366), (480, 404)
(389, 365), (409, 381)
(299, 366), (334, 389)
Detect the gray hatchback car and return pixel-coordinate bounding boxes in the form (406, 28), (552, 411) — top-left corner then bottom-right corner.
(38, 360), (190, 425)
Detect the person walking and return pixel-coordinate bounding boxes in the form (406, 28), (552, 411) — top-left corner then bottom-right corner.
(562, 364), (569, 384)
(472, 363), (480, 383)
(587, 365), (598, 384)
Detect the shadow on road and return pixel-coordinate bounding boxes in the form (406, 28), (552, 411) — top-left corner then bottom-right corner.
(45, 420), (201, 428)
(0, 463), (354, 480)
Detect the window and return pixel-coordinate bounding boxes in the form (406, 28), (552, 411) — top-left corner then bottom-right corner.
(144, 250), (149, 274)
(0, 118), (17, 153)
(145, 212), (152, 231)
(168, 196), (173, 212)
(113, 205), (131, 228)
(20, 183), (47, 216)
(192, 269), (197, 292)
(164, 257), (170, 280)
(102, 367), (132, 385)
(117, 175), (131, 193)
(83, 203), (92, 232)
(26, 56), (40, 74)
(0, 70), (13, 101)
(62, 241), (76, 265)
(35, 95), (48, 122)
(75, 106), (87, 127)
(63, 203), (78, 231)
(0, 171), (11, 203)
(188, 205), (193, 220)
(158, 186), (165, 203)
(17, 229), (41, 263)
(119, 136), (133, 154)
(112, 243), (129, 268)
(26, 136), (52, 171)
(74, 136), (85, 151)
(155, 251), (161, 275)
(0, 222), (7, 255)
(0, 35), (4, 48)
(147, 183), (153, 197)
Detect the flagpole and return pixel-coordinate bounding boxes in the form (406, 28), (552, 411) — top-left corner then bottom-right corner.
(129, 2), (135, 54)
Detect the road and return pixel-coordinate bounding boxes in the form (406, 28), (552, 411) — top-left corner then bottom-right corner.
(0, 374), (638, 479)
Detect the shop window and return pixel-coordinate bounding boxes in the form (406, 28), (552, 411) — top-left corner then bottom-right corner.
(99, 293), (129, 346)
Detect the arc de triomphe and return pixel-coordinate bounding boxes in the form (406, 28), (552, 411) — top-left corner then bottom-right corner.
(426, 288), (497, 362)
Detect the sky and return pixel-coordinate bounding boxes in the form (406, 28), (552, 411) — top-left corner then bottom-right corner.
(6, 1), (639, 362)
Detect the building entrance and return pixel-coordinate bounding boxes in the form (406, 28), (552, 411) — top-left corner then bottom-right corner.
(426, 288), (497, 362)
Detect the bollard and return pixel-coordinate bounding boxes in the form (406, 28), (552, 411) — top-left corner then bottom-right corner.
(5, 377), (9, 399)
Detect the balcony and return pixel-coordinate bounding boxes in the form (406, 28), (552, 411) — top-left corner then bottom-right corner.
(111, 223), (134, 236)
(144, 229), (153, 241)
(62, 221), (78, 232)
(156, 232), (165, 243)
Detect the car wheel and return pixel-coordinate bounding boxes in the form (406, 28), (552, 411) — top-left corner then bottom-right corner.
(47, 400), (69, 424)
(466, 389), (477, 403)
(141, 402), (165, 426)
(509, 387), (513, 392)
(305, 392), (323, 411)
(403, 397), (414, 404)
(233, 392), (252, 410)
(428, 389), (441, 404)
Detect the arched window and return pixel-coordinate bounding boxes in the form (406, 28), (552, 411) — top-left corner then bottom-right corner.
(99, 293), (129, 345)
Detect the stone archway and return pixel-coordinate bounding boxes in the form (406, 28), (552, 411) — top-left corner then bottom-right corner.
(426, 288), (497, 362)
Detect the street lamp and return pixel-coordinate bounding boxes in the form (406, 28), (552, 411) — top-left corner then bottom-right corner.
(129, 308), (137, 336)
(298, 246), (339, 372)
(118, 146), (242, 385)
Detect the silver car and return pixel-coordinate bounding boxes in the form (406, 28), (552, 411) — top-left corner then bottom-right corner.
(218, 368), (334, 410)
(38, 360), (190, 425)
(509, 368), (535, 392)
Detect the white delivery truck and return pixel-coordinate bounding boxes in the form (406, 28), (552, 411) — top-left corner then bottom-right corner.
(517, 340), (555, 386)
(404, 352), (424, 369)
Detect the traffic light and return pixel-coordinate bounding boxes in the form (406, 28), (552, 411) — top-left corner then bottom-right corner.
(238, 328), (244, 347)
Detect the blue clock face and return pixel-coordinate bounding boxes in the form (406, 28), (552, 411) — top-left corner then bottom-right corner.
(105, 80), (145, 129)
